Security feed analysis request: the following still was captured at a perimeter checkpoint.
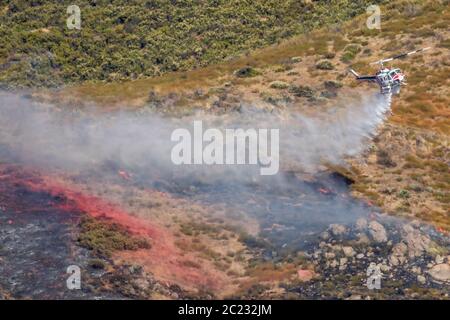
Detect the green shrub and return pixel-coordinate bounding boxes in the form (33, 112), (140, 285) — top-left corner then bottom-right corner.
(234, 67), (260, 78)
(315, 60), (334, 70)
(288, 84), (314, 97)
(270, 81), (289, 89)
(89, 259), (107, 270)
(398, 190), (411, 199)
(340, 44), (361, 63)
(78, 216), (151, 257)
(0, 0), (387, 87)
(376, 149), (397, 167)
(324, 80), (343, 90)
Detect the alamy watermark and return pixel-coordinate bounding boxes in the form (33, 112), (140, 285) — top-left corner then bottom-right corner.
(66, 265), (81, 290)
(366, 5), (381, 30)
(67, 5), (81, 30)
(366, 263), (382, 290)
(171, 121), (279, 176)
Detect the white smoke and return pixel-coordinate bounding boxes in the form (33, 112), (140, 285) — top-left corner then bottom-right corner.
(0, 91), (391, 181)
(280, 92), (391, 171)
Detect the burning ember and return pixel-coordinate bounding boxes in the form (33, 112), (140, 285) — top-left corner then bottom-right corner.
(318, 187), (332, 195)
(118, 169), (132, 181)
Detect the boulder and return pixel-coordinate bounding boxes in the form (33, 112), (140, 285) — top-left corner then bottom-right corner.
(435, 255), (444, 264)
(355, 218), (368, 231)
(417, 275), (426, 285)
(356, 233), (370, 244)
(401, 224), (432, 258)
(368, 221), (388, 242)
(329, 224), (347, 236)
(389, 242), (408, 266)
(342, 246), (356, 257)
(325, 252), (336, 260)
(427, 264), (450, 283)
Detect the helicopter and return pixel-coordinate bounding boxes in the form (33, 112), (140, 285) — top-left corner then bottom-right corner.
(349, 47), (431, 94)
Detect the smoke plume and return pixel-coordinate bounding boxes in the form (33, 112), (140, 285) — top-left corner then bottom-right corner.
(0, 91), (391, 180)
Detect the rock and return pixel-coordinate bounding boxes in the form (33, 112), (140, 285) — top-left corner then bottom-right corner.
(368, 221), (388, 242)
(417, 275), (426, 284)
(401, 225), (432, 258)
(402, 224), (415, 234)
(325, 252), (336, 260)
(380, 264), (390, 272)
(320, 232), (330, 241)
(427, 264), (450, 283)
(133, 278), (150, 292)
(340, 258), (348, 266)
(329, 224), (347, 236)
(435, 255), (444, 264)
(411, 266), (422, 274)
(357, 233), (370, 244)
(389, 242), (408, 266)
(355, 218), (368, 231)
(128, 264), (143, 275)
(342, 246), (356, 257)
(346, 295), (362, 300)
(313, 250), (322, 259)
(356, 253), (364, 259)
(297, 269), (315, 282)
(330, 260), (338, 268)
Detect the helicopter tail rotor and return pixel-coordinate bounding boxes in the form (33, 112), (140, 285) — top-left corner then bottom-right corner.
(348, 68), (360, 77)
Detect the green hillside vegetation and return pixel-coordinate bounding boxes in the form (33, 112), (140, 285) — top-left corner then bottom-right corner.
(0, 0), (384, 88)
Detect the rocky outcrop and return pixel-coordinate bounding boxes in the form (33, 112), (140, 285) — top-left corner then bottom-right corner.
(401, 224), (433, 258)
(389, 242), (408, 266)
(368, 221), (388, 242)
(427, 264), (450, 284)
(329, 224), (347, 236)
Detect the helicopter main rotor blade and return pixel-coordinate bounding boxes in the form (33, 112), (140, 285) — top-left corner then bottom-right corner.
(370, 58), (392, 65)
(370, 47), (430, 65)
(394, 47), (431, 59)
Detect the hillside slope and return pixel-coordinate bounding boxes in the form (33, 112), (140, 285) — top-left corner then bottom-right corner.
(0, 0), (384, 88)
(39, 0), (449, 230)
(0, 0), (449, 299)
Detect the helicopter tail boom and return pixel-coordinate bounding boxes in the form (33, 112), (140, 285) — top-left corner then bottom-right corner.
(349, 68), (377, 82)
